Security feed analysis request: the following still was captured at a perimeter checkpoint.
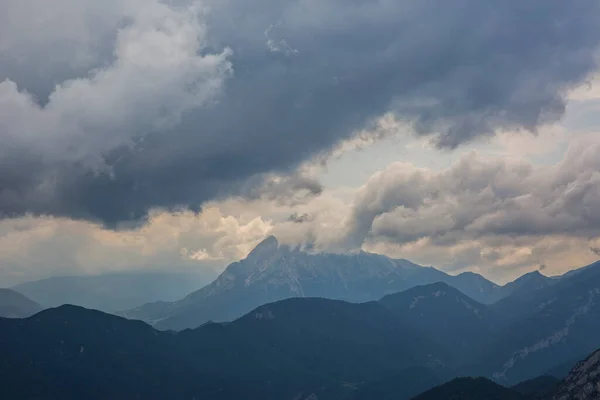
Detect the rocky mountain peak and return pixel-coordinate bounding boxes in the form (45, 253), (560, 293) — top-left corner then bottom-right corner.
(516, 270), (546, 282)
(246, 235), (281, 258)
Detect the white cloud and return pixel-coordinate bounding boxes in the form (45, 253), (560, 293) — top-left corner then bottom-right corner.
(1, 0), (600, 286)
(569, 74), (600, 102)
(0, 0), (231, 168)
(2, 129), (600, 286)
(0, 207), (272, 286)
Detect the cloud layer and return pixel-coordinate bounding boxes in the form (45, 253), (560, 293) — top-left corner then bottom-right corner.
(344, 137), (600, 249)
(2, 129), (600, 285)
(0, 0), (599, 225)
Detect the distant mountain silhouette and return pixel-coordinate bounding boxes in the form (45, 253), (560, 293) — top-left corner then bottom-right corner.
(411, 377), (525, 400)
(3, 278), (600, 400)
(0, 297), (450, 400)
(125, 236), (505, 330)
(490, 270), (556, 303)
(13, 270), (216, 312)
(511, 375), (560, 397)
(0, 288), (42, 318)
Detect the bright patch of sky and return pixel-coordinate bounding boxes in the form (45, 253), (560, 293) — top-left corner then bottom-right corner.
(320, 79), (600, 190)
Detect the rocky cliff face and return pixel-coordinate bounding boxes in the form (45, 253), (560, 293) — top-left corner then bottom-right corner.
(551, 349), (600, 400)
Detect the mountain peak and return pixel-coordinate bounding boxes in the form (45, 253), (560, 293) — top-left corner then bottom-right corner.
(520, 270), (545, 279)
(246, 235), (280, 258)
(380, 282), (461, 305)
(0, 288), (43, 318)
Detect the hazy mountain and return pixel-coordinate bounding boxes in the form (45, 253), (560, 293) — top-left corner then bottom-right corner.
(449, 271), (502, 304)
(478, 261), (600, 384)
(0, 288), (42, 318)
(490, 271), (556, 303)
(411, 377), (526, 400)
(13, 270), (217, 312)
(380, 282), (499, 358)
(0, 297), (450, 400)
(550, 348), (600, 400)
(126, 236), (501, 330)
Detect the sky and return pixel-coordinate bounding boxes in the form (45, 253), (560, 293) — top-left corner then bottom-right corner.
(1, 0), (600, 285)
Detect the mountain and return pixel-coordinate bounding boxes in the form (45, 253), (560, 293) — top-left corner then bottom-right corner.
(0, 288), (42, 318)
(550, 348), (600, 400)
(450, 271), (502, 303)
(3, 282), (600, 400)
(219, 297), (451, 382)
(411, 377), (525, 400)
(490, 271), (556, 303)
(0, 305), (194, 400)
(477, 261), (600, 384)
(347, 367), (454, 400)
(126, 236), (501, 330)
(380, 282), (499, 358)
(0, 297), (451, 400)
(13, 270), (216, 312)
(409, 349), (600, 400)
(511, 376), (560, 397)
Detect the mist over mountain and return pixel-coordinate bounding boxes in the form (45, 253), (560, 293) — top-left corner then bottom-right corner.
(13, 270), (217, 312)
(125, 236), (505, 330)
(0, 288), (42, 318)
(125, 237), (566, 332)
(1, 0), (600, 398)
(2, 259), (600, 399)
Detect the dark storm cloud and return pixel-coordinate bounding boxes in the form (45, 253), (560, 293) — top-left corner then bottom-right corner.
(1, 0), (600, 226)
(288, 213), (311, 224)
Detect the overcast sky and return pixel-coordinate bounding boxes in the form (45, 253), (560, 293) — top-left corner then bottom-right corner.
(1, 0), (600, 285)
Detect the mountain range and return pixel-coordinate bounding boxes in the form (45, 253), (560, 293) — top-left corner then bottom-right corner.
(3, 236), (600, 398)
(478, 260), (600, 383)
(1, 288), (600, 399)
(116, 237), (600, 385)
(0, 297), (451, 400)
(415, 348), (600, 400)
(125, 236), (555, 331)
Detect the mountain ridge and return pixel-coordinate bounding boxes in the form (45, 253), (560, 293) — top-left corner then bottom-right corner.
(0, 296), (452, 400)
(3, 282), (600, 399)
(0, 288), (43, 318)
(125, 236), (506, 330)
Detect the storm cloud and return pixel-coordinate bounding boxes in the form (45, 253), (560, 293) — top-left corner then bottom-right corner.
(342, 137), (600, 249)
(1, 0), (600, 226)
